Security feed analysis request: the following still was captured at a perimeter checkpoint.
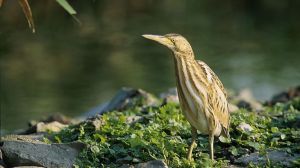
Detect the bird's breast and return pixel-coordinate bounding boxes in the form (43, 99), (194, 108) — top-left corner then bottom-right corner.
(174, 57), (209, 134)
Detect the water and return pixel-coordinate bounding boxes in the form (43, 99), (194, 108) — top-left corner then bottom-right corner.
(1, 0), (300, 131)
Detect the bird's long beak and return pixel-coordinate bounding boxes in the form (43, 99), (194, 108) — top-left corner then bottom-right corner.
(142, 34), (174, 49)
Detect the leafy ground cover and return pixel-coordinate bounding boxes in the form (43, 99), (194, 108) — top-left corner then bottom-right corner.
(53, 97), (300, 167)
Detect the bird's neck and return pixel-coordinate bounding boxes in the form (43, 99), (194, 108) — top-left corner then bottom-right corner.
(173, 51), (195, 63)
(172, 52), (196, 86)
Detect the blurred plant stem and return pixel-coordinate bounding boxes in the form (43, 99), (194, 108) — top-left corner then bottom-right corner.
(0, 0), (77, 33)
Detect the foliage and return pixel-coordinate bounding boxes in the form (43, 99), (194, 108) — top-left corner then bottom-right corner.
(53, 98), (300, 167)
(0, 0), (76, 33)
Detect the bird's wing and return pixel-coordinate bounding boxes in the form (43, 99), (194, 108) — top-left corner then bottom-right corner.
(196, 60), (230, 133)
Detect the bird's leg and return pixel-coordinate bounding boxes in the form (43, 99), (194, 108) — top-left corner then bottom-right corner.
(209, 134), (214, 160)
(187, 126), (197, 160)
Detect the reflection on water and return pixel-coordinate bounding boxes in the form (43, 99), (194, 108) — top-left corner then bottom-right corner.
(1, 0), (300, 131)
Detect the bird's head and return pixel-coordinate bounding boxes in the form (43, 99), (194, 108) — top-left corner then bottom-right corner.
(142, 33), (194, 57)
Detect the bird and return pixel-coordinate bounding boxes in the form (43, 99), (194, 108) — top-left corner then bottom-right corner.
(142, 33), (230, 161)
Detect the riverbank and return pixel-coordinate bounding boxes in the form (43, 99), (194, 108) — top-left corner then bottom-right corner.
(1, 86), (299, 167)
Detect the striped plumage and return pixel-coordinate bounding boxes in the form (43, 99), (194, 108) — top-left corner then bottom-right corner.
(143, 33), (230, 160)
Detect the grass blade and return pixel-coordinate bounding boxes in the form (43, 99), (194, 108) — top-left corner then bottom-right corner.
(56, 0), (77, 15)
(18, 0), (35, 33)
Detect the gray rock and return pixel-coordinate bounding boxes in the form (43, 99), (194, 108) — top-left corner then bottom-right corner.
(0, 149), (6, 168)
(236, 89), (263, 111)
(160, 88), (179, 105)
(116, 156), (134, 164)
(236, 149), (300, 166)
(83, 88), (159, 118)
(1, 138), (85, 168)
(267, 85), (300, 105)
(13, 166), (43, 168)
(82, 115), (105, 130)
(135, 160), (168, 168)
(119, 164), (134, 168)
(1, 134), (45, 143)
(104, 88), (159, 112)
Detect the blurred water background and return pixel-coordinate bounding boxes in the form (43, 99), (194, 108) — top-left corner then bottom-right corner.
(1, 0), (299, 131)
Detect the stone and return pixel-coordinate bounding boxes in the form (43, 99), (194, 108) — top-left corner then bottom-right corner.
(82, 115), (105, 130)
(104, 88), (159, 112)
(0, 149), (6, 168)
(83, 88), (159, 118)
(13, 166), (43, 168)
(126, 116), (144, 125)
(17, 117), (73, 135)
(267, 85), (300, 105)
(237, 122), (253, 133)
(116, 156), (133, 164)
(229, 103), (239, 113)
(237, 100), (252, 111)
(1, 138), (85, 168)
(237, 89), (263, 111)
(1, 134), (45, 142)
(135, 160), (168, 168)
(36, 121), (68, 133)
(41, 114), (72, 125)
(119, 164), (134, 168)
(236, 149), (300, 166)
(160, 88), (179, 105)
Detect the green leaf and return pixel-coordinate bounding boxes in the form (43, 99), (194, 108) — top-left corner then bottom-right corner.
(90, 145), (100, 154)
(219, 136), (231, 143)
(56, 0), (76, 15)
(280, 133), (286, 140)
(271, 127), (279, 133)
(229, 146), (238, 156)
(247, 142), (260, 150)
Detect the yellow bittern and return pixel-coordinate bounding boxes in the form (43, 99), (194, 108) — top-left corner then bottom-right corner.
(142, 33), (230, 160)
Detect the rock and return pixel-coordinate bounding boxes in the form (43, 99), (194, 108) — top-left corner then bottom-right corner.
(126, 116), (144, 125)
(135, 160), (168, 168)
(267, 85), (300, 105)
(13, 166), (43, 168)
(227, 165), (243, 168)
(36, 121), (67, 133)
(28, 114), (73, 127)
(237, 122), (253, 133)
(41, 114), (73, 125)
(105, 88), (159, 112)
(0, 149), (6, 168)
(1, 134), (45, 142)
(116, 156), (133, 164)
(83, 88), (160, 118)
(19, 121), (68, 135)
(81, 102), (110, 118)
(17, 114), (77, 135)
(119, 164), (134, 168)
(236, 149), (300, 166)
(1, 138), (85, 168)
(235, 89), (263, 111)
(229, 103), (239, 113)
(160, 88), (179, 105)
(237, 100), (252, 111)
(82, 115), (105, 130)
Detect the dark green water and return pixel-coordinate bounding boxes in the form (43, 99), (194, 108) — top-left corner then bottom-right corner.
(1, 0), (300, 131)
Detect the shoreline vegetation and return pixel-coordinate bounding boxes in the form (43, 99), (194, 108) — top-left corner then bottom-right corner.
(1, 86), (300, 167)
